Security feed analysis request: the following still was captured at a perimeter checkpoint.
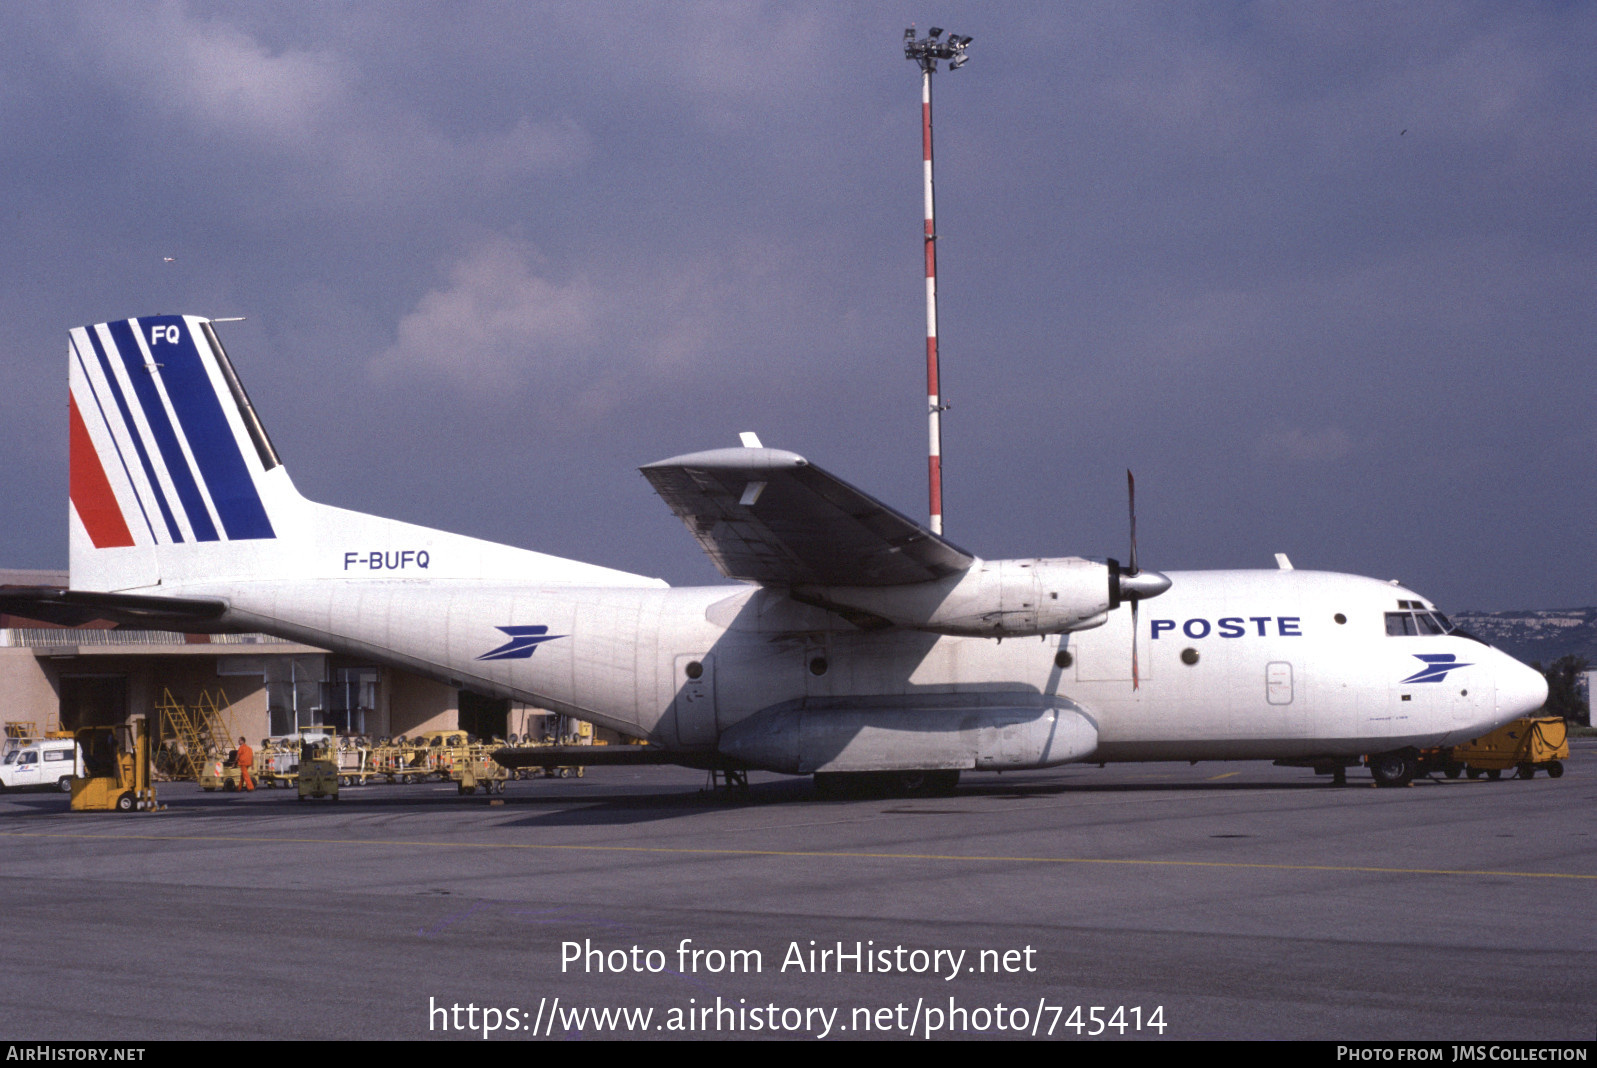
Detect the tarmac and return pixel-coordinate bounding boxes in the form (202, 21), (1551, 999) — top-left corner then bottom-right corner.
(1, 742), (1593, 1041)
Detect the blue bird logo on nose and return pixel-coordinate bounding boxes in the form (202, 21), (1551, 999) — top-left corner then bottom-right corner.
(1400, 653), (1472, 684)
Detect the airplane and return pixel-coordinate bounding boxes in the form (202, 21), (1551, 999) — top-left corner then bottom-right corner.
(3, 314), (1548, 797)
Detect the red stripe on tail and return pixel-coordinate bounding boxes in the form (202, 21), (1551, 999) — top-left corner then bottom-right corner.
(69, 395), (135, 548)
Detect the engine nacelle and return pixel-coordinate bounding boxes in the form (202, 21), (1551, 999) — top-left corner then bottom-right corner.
(796, 556), (1116, 637)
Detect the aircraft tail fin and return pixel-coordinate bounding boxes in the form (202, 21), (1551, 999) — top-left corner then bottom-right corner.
(67, 315), (660, 593)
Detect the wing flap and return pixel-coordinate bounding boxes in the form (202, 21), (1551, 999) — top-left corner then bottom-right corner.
(641, 447), (973, 587)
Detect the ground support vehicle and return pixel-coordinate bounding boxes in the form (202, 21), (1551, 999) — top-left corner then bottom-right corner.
(198, 759), (243, 791)
(256, 740), (299, 789)
(0, 738), (82, 793)
(297, 736), (339, 801)
(335, 740), (377, 787)
(70, 718), (160, 812)
(1452, 717), (1569, 780)
(454, 744), (509, 794)
(372, 737), (439, 784)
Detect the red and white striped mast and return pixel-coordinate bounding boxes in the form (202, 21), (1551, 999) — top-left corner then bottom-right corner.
(904, 26), (971, 537)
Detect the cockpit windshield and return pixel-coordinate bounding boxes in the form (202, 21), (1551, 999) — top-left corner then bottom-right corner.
(1384, 601), (1485, 643)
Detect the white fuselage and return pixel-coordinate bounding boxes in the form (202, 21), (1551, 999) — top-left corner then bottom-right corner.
(60, 315), (1546, 778)
(186, 566), (1542, 770)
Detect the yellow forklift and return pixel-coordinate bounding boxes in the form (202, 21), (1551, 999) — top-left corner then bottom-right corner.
(70, 716), (161, 813)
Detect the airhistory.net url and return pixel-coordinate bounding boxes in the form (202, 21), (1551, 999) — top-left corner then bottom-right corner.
(427, 995), (1167, 1039)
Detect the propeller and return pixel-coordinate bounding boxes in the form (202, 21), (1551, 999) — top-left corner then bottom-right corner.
(1112, 470), (1171, 689)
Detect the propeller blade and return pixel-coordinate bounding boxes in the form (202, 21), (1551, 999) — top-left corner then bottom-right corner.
(1128, 469), (1139, 688)
(1127, 469), (1139, 577)
(1131, 598), (1140, 691)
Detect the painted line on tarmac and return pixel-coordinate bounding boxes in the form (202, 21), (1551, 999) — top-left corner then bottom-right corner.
(1, 830), (1592, 881)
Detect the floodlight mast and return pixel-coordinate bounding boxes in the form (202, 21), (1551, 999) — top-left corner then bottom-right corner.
(903, 26), (971, 537)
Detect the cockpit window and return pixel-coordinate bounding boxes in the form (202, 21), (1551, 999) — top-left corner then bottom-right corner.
(1386, 612), (1418, 636)
(1385, 604), (1487, 644)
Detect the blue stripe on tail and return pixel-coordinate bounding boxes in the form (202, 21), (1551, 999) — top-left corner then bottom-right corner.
(138, 316), (275, 540)
(105, 319), (218, 542)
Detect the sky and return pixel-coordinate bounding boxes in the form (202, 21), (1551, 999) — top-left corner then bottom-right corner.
(1, 2), (1592, 612)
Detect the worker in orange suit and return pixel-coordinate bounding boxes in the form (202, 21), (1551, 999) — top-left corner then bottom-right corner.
(236, 736), (255, 792)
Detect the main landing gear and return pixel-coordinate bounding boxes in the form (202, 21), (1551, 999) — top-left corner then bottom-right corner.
(1366, 750), (1417, 788)
(813, 770), (961, 800)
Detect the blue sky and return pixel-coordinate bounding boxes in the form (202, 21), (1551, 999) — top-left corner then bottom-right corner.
(2, 2), (1592, 611)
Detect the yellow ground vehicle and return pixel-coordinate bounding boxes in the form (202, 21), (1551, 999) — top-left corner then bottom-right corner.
(1453, 717), (1569, 780)
(389, 730), (508, 794)
(256, 738), (299, 789)
(297, 734), (340, 801)
(198, 755), (244, 791)
(70, 717), (159, 813)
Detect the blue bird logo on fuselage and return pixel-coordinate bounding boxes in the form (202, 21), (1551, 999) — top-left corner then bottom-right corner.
(477, 625), (564, 661)
(1400, 653), (1472, 684)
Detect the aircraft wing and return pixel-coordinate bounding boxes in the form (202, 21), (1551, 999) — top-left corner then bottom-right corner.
(640, 447), (974, 587)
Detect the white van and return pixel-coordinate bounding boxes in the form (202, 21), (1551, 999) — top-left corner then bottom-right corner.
(0, 739), (82, 793)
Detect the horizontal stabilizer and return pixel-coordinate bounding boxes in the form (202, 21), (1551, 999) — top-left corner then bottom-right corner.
(641, 447), (974, 587)
(0, 586), (228, 629)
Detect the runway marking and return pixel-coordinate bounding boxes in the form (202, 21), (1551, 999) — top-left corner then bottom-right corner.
(1206, 772), (1241, 781)
(1, 830), (1593, 881)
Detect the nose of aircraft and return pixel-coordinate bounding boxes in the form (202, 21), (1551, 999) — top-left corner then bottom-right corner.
(1496, 655), (1549, 719)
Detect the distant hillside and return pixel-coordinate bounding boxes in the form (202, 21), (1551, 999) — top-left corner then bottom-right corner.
(1451, 607), (1597, 667)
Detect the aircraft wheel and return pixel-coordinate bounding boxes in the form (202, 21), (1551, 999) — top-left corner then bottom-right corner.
(1516, 764), (1535, 780)
(812, 772), (855, 799)
(1368, 751), (1415, 788)
(115, 792), (135, 812)
(1486, 768), (1501, 781)
(893, 770), (960, 797)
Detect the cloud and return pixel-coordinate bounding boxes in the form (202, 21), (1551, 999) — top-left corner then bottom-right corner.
(77, 2), (589, 197)
(84, 2), (348, 141)
(369, 238), (598, 394)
